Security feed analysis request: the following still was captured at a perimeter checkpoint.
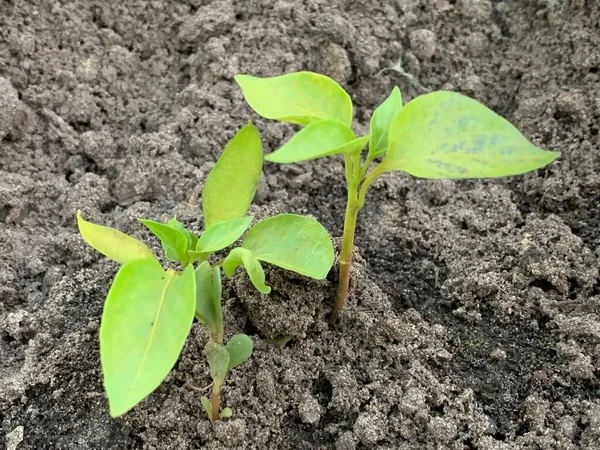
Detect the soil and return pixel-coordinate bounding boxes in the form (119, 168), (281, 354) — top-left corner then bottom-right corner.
(1, 0), (599, 449)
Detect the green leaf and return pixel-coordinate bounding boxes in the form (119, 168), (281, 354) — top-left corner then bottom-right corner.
(76, 210), (153, 264)
(166, 217), (193, 249)
(196, 216), (254, 254)
(202, 122), (263, 228)
(219, 407), (233, 419)
(201, 396), (212, 418)
(139, 218), (189, 263)
(223, 247), (271, 294)
(235, 71), (353, 127)
(194, 262), (223, 341)
(379, 91), (560, 179)
(100, 259), (196, 417)
(265, 120), (368, 163)
(242, 214), (334, 280)
(204, 342), (230, 386)
(369, 86), (403, 160)
(225, 334), (253, 371)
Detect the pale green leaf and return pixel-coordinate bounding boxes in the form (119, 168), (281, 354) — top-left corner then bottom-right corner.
(201, 396), (212, 418)
(241, 214), (334, 279)
(139, 218), (189, 263)
(196, 216), (254, 254)
(235, 72), (353, 127)
(369, 86), (403, 159)
(379, 91), (560, 179)
(76, 210), (153, 264)
(166, 217), (193, 249)
(204, 342), (230, 385)
(265, 120), (368, 163)
(100, 259), (196, 417)
(194, 262), (223, 342)
(225, 334), (253, 371)
(219, 407), (233, 419)
(223, 247), (271, 294)
(202, 122), (263, 228)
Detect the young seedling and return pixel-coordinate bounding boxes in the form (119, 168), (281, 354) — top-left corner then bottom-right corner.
(234, 71), (561, 319)
(77, 122), (334, 421)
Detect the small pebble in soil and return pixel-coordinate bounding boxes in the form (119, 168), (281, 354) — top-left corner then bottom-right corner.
(427, 417), (458, 443)
(298, 394), (321, 424)
(335, 431), (356, 450)
(408, 29), (437, 60)
(214, 419), (246, 446)
(490, 348), (507, 361)
(353, 412), (386, 445)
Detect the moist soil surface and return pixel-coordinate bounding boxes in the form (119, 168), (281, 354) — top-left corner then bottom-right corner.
(1, 1), (600, 449)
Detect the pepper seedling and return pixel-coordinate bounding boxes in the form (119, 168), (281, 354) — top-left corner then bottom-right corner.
(77, 122), (334, 421)
(235, 71), (561, 319)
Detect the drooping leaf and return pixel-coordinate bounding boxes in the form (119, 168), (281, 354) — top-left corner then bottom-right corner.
(223, 247), (271, 294)
(378, 91), (560, 179)
(235, 72), (353, 127)
(368, 86), (403, 160)
(194, 262), (223, 340)
(241, 214), (334, 280)
(100, 259), (196, 417)
(76, 210), (153, 264)
(196, 216), (254, 254)
(202, 122), (263, 228)
(204, 342), (230, 386)
(265, 120), (368, 163)
(224, 334), (253, 371)
(201, 396), (212, 418)
(139, 218), (189, 263)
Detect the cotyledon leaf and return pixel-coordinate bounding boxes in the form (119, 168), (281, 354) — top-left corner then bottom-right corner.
(196, 216), (254, 254)
(223, 247), (271, 294)
(235, 71), (353, 127)
(378, 91), (560, 179)
(76, 210), (153, 264)
(204, 342), (230, 386)
(201, 122), (263, 228)
(100, 259), (196, 417)
(225, 334), (253, 371)
(265, 120), (368, 163)
(368, 86), (403, 160)
(241, 214), (334, 280)
(194, 261), (223, 342)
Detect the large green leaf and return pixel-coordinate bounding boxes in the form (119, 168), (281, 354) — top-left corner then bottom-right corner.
(225, 334), (253, 371)
(139, 218), (189, 263)
(194, 262), (223, 341)
(368, 86), (403, 160)
(196, 216), (254, 254)
(378, 91), (560, 179)
(223, 247), (271, 294)
(100, 259), (196, 417)
(77, 210), (153, 264)
(265, 120), (368, 163)
(235, 72), (353, 127)
(241, 214), (334, 280)
(204, 342), (230, 386)
(202, 122), (263, 228)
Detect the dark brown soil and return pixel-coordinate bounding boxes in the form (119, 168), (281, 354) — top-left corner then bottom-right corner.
(1, 0), (599, 449)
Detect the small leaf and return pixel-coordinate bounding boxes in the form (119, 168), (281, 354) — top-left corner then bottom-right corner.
(100, 259), (196, 417)
(242, 214), (334, 280)
(379, 91), (560, 179)
(219, 407), (233, 419)
(201, 396), (212, 418)
(166, 217), (193, 249)
(76, 210), (153, 264)
(196, 216), (254, 254)
(369, 86), (403, 160)
(265, 120), (367, 164)
(223, 248), (271, 294)
(235, 72), (353, 127)
(139, 218), (189, 263)
(225, 334), (253, 371)
(204, 342), (230, 385)
(194, 262), (223, 341)
(202, 122), (263, 228)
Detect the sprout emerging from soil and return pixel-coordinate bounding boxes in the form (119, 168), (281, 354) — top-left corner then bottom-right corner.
(235, 71), (561, 319)
(76, 123), (334, 421)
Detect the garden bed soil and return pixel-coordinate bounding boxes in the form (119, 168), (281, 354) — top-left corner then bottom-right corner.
(1, 0), (600, 449)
